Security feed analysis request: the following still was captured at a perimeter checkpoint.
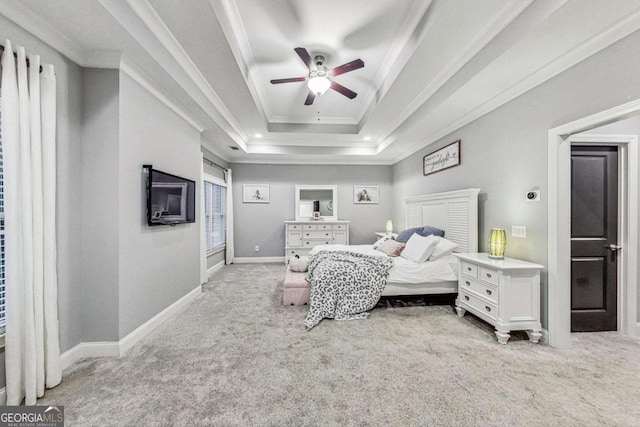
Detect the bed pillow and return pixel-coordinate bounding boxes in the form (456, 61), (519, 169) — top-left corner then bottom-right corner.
(376, 239), (405, 257)
(394, 227), (424, 243)
(422, 225), (445, 237)
(400, 234), (439, 263)
(428, 237), (459, 260)
(373, 235), (391, 249)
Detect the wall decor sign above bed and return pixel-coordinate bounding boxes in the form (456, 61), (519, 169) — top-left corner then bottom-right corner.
(423, 140), (460, 176)
(242, 184), (270, 203)
(354, 185), (379, 204)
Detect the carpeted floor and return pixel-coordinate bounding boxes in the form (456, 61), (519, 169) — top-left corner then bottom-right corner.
(39, 264), (640, 426)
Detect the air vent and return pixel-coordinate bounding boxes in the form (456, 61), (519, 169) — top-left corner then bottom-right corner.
(229, 146), (239, 150)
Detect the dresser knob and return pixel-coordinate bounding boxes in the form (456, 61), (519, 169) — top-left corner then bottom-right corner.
(464, 295), (469, 301)
(465, 281), (470, 286)
(485, 306), (491, 312)
(486, 273), (492, 278)
(467, 267), (472, 271)
(486, 290), (492, 296)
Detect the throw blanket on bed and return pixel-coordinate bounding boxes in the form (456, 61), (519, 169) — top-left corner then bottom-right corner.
(304, 250), (394, 330)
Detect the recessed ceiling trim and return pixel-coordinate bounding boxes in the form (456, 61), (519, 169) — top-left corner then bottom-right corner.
(386, 4), (640, 165)
(269, 115), (358, 125)
(374, 0), (534, 152)
(248, 139), (375, 148)
(100, 0), (249, 151)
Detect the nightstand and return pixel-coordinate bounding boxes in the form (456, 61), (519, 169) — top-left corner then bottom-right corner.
(453, 253), (544, 344)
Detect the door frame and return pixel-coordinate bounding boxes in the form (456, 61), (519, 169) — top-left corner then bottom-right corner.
(548, 99), (639, 348)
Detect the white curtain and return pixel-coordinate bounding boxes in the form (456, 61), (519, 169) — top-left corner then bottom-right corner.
(224, 168), (234, 264)
(1, 40), (62, 405)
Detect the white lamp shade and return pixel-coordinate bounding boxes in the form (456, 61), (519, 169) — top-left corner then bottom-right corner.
(308, 76), (330, 95)
(385, 220), (393, 234)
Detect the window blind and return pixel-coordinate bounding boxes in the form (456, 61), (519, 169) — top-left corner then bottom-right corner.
(0, 105), (5, 333)
(204, 180), (226, 252)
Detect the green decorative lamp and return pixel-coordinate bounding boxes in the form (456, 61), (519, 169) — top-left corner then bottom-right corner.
(385, 220), (393, 234)
(488, 228), (507, 259)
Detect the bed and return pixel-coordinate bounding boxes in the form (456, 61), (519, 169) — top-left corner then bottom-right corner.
(309, 188), (480, 296)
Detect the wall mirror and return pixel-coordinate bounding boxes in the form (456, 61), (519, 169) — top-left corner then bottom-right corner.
(295, 185), (338, 221)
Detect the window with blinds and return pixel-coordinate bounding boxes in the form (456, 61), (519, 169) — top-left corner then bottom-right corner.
(204, 179), (226, 252)
(0, 104), (5, 334)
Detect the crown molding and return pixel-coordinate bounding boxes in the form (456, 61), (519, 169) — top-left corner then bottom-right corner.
(0, 0), (86, 65)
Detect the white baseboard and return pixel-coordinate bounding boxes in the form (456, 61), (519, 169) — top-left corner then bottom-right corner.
(636, 322), (640, 336)
(540, 329), (549, 345)
(207, 260), (225, 278)
(60, 284), (202, 371)
(233, 256), (284, 264)
(0, 387), (5, 405)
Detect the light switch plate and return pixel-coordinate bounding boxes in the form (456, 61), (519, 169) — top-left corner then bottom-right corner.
(512, 225), (527, 238)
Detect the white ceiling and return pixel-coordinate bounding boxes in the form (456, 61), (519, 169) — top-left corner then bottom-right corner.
(3, 0), (640, 164)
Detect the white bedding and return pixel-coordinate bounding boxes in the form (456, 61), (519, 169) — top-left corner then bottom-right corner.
(308, 244), (458, 284)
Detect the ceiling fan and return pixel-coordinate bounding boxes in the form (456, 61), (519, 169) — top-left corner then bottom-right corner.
(270, 47), (364, 106)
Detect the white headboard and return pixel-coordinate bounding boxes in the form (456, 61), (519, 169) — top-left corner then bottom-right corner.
(404, 188), (480, 253)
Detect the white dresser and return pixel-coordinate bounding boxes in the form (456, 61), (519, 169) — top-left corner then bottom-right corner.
(284, 220), (350, 263)
(453, 253), (544, 344)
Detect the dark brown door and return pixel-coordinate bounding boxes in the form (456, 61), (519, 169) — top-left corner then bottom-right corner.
(571, 146), (618, 332)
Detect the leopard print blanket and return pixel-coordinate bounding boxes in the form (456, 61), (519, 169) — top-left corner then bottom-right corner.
(304, 250), (394, 330)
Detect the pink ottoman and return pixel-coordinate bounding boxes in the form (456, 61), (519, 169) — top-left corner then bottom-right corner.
(283, 269), (310, 306)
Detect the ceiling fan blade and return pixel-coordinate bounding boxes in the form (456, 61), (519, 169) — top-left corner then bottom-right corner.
(270, 77), (307, 84)
(294, 47), (314, 71)
(330, 81), (357, 99)
(330, 59), (364, 76)
(304, 91), (316, 105)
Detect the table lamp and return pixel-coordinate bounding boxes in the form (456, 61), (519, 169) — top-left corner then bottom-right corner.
(488, 228), (506, 259)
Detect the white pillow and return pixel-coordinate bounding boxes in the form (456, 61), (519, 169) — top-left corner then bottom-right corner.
(400, 234), (439, 263)
(373, 235), (391, 249)
(429, 237), (458, 260)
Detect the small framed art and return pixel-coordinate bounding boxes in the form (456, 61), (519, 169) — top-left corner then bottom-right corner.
(423, 140), (460, 176)
(354, 185), (379, 204)
(243, 184), (270, 203)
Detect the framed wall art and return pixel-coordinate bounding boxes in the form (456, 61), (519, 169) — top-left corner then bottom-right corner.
(423, 140), (460, 176)
(243, 184), (270, 203)
(353, 185), (379, 204)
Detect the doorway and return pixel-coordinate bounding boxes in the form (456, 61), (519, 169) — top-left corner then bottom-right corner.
(548, 101), (640, 349)
(571, 146), (618, 332)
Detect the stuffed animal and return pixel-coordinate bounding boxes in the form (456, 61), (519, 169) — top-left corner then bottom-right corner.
(288, 255), (310, 272)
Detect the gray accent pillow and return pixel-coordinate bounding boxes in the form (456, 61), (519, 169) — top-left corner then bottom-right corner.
(422, 225), (445, 237)
(395, 227), (424, 243)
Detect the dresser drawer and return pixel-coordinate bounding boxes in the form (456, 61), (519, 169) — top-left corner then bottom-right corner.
(286, 249), (310, 259)
(304, 230), (332, 239)
(287, 224), (302, 230)
(317, 223), (332, 230)
(461, 262), (478, 278)
(332, 224), (346, 230)
(479, 267), (499, 285)
(459, 290), (498, 321)
(303, 224), (317, 230)
(460, 278), (498, 304)
(303, 240), (332, 248)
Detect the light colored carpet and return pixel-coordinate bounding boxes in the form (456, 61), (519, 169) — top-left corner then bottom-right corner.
(39, 264), (640, 426)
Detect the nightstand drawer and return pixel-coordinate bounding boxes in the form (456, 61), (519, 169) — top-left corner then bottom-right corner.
(460, 290), (498, 321)
(479, 267), (499, 285)
(460, 278), (498, 304)
(461, 262), (478, 278)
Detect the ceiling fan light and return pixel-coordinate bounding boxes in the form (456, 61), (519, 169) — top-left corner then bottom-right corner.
(308, 76), (330, 96)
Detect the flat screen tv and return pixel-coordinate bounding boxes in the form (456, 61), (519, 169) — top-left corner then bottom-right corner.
(145, 165), (196, 226)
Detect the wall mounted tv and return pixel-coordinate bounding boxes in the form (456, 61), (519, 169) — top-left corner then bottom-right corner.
(144, 165), (196, 226)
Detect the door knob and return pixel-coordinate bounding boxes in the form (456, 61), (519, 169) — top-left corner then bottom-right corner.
(604, 244), (622, 252)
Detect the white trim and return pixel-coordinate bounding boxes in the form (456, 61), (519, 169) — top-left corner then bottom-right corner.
(548, 100), (640, 348)
(540, 329), (549, 345)
(60, 285), (202, 370)
(636, 322), (640, 336)
(0, 387), (6, 406)
(207, 260), (225, 279)
(203, 173), (226, 187)
(233, 257), (285, 264)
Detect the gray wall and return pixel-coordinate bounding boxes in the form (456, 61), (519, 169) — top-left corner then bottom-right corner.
(81, 69), (120, 341)
(230, 164), (393, 258)
(392, 29), (640, 328)
(118, 72), (202, 338)
(0, 16), (85, 356)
